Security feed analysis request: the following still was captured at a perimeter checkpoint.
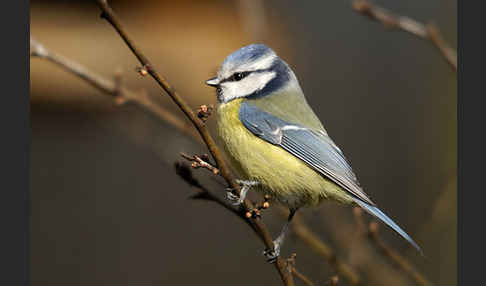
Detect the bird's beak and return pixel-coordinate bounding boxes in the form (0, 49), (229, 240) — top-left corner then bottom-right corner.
(205, 77), (219, 87)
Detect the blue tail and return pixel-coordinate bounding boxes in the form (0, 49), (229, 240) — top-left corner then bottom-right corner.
(354, 199), (423, 255)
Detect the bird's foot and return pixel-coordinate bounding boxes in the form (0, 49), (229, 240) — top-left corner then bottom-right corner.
(262, 240), (281, 263)
(262, 208), (296, 263)
(226, 180), (259, 206)
(226, 191), (242, 205)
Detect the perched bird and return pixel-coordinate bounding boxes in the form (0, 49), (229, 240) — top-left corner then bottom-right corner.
(205, 44), (422, 261)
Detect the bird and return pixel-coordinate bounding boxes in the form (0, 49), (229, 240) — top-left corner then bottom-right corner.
(205, 44), (422, 261)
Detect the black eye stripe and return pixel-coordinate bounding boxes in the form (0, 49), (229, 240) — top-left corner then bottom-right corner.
(231, 71), (251, 81)
(220, 71), (252, 83)
(220, 58), (285, 85)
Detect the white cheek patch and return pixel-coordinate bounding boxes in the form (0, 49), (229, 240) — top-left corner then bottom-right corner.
(221, 71), (276, 102)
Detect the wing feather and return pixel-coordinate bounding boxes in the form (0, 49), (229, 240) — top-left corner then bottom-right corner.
(239, 102), (375, 205)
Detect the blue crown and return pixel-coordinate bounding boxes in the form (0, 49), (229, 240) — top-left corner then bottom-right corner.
(223, 44), (275, 66)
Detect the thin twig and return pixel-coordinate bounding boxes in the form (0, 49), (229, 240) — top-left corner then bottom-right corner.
(352, 207), (366, 236)
(180, 153), (220, 175)
(30, 37), (196, 140)
(94, 1), (294, 284)
(352, 0), (457, 71)
(289, 212), (361, 285)
(346, 207), (367, 268)
(368, 222), (434, 286)
(352, 207), (433, 286)
(286, 253), (315, 286)
(291, 268), (314, 286)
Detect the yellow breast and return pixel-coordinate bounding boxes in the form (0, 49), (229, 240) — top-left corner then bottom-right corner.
(216, 99), (353, 208)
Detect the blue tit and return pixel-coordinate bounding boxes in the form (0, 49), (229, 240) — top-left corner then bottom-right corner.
(205, 44), (422, 261)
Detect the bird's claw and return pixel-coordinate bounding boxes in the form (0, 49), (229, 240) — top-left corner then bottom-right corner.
(226, 189), (244, 206)
(263, 233), (285, 263)
(225, 180), (259, 206)
(262, 245), (281, 263)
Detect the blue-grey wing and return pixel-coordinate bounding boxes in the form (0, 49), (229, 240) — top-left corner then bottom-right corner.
(239, 102), (375, 205)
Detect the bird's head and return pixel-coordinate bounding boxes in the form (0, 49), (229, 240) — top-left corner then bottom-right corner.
(206, 44), (299, 103)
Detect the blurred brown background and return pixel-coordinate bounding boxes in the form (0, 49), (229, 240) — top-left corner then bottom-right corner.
(30, 0), (457, 285)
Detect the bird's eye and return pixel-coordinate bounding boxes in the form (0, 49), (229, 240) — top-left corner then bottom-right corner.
(234, 73), (243, 80)
(232, 72), (249, 81)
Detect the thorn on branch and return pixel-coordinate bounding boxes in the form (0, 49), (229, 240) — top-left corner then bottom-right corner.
(180, 153), (219, 175)
(197, 104), (214, 123)
(136, 65), (149, 76)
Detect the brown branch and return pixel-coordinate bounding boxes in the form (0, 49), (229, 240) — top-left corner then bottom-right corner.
(352, 0), (457, 71)
(288, 212), (361, 285)
(291, 268), (314, 286)
(345, 207), (367, 269)
(352, 207), (367, 236)
(352, 208), (433, 286)
(94, 1), (294, 284)
(286, 253), (315, 286)
(30, 37), (197, 140)
(368, 222), (434, 286)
